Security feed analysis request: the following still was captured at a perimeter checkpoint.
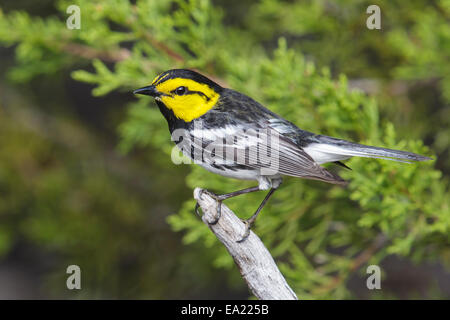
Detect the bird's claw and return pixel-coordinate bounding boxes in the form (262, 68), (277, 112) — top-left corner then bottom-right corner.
(236, 218), (253, 243)
(194, 189), (222, 225)
(194, 201), (202, 219)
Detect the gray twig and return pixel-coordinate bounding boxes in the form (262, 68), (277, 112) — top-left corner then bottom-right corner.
(194, 188), (298, 300)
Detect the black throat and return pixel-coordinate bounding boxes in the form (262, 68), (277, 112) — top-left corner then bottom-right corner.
(156, 100), (190, 133)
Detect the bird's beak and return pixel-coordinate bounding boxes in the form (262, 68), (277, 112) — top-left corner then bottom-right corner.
(133, 85), (160, 97)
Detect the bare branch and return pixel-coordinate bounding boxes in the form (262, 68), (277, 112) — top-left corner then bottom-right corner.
(194, 188), (298, 300)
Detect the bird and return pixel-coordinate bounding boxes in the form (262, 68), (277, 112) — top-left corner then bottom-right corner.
(134, 69), (431, 242)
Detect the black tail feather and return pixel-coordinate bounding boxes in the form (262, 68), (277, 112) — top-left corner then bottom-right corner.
(334, 161), (352, 170)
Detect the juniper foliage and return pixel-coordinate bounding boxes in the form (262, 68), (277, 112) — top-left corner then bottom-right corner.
(0, 0), (448, 298)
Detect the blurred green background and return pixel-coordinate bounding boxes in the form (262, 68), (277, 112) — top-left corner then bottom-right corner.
(0, 0), (449, 299)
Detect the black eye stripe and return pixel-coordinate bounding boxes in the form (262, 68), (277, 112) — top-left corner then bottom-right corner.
(169, 88), (211, 101)
(185, 90), (211, 101)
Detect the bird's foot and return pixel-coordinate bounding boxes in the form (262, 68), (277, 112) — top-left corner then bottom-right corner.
(194, 201), (202, 218)
(236, 216), (257, 243)
(194, 189), (223, 225)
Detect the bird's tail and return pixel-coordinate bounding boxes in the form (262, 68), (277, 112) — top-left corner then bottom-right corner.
(305, 135), (432, 164)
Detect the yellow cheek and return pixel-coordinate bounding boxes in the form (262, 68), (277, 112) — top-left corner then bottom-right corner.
(161, 93), (219, 122)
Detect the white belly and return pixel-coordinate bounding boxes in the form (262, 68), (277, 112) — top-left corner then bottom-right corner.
(199, 162), (259, 180)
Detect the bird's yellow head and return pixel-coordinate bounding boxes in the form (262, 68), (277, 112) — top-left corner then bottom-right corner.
(134, 69), (222, 122)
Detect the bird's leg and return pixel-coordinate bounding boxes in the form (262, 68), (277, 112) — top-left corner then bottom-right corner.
(195, 186), (261, 224)
(237, 187), (277, 243)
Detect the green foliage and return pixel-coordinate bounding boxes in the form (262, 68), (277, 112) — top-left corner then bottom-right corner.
(0, 0), (449, 299)
(242, 0), (450, 171)
(168, 40), (449, 298)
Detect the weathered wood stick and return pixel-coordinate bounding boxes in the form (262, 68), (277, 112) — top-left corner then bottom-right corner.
(194, 188), (298, 300)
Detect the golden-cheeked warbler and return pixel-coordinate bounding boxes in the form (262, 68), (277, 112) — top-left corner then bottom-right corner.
(134, 69), (430, 242)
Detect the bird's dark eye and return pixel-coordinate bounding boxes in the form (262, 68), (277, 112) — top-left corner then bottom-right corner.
(174, 86), (187, 95)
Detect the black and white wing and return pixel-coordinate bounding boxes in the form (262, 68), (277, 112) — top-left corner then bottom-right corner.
(185, 121), (347, 185)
